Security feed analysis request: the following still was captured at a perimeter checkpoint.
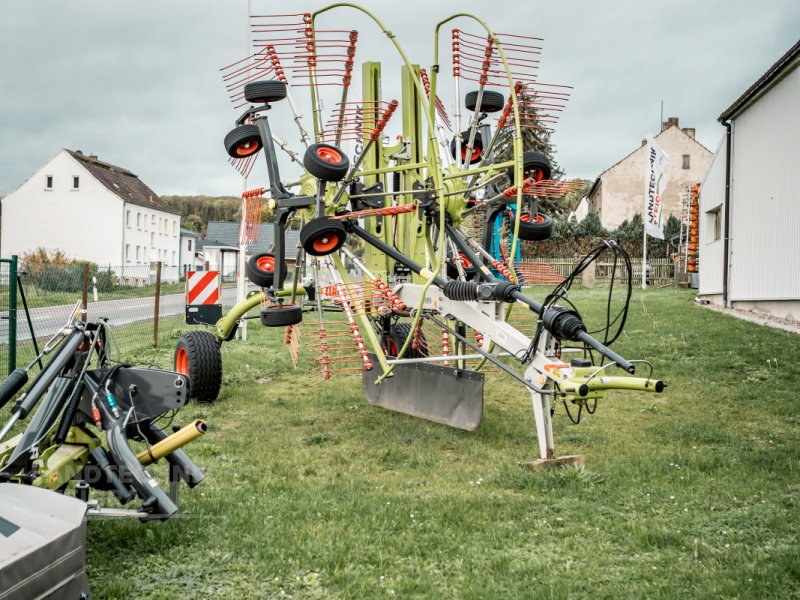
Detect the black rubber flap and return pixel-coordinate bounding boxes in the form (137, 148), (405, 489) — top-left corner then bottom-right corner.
(363, 354), (484, 431)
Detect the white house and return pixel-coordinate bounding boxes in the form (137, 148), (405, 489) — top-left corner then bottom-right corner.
(586, 118), (712, 230)
(1, 149), (181, 282)
(698, 40), (800, 321)
(179, 227), (203, 275)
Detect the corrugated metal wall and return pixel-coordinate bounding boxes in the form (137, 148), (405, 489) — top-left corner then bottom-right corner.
(729, 63), (800, 301)
(699, 135), (727, 295)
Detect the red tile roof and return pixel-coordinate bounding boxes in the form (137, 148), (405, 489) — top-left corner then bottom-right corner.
(66, 149), (179, 215)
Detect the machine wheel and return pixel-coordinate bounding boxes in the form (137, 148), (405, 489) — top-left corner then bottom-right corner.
(446, 253), (478, 280)
(385, 323), (427, 358)
(517, 212), (553, 241)
(450, 131), (483, 165)
(224, 124), (262, 159)
(244, 80), (287, 104)
(303, 143), (350, 181)
(300, 217), (347, 256)
(174, 331), (222, 402)
(508, 150), (552, 182)
(465, 90), (505, 113)
(246, 252), (284, 288)
(260, 304), (303, 327)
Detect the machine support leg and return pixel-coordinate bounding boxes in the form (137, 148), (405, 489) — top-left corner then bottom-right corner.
(527, 391), (584, 469)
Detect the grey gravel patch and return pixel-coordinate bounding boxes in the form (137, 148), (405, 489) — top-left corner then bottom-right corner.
(696, 298), (800, 335)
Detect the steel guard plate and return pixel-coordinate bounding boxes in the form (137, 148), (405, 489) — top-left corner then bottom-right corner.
(363, 354), (484, 431)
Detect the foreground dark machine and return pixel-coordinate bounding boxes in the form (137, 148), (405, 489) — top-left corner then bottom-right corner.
(0, 311), (209, 597)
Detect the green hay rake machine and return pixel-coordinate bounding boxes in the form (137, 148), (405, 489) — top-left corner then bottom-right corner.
(172, 4), (665, 467)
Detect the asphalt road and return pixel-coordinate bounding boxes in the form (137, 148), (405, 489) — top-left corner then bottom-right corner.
(2, 286), (240, 344)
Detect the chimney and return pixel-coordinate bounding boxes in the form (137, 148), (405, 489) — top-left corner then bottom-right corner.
(661, 116), (679, 132)
(75, 150), (83, 155)
(682, 127), (696, 139)
(88, 154), (98, 160)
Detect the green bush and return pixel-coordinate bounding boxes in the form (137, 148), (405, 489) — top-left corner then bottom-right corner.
(20, 248), (117, 293)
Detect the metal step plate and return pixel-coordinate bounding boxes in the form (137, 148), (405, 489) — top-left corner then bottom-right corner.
(363, 354), (484, 431)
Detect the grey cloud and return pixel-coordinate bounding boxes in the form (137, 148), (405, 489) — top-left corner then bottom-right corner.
(1, 0), (798, 198)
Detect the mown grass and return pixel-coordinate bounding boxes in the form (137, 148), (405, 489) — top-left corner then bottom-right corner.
(85, 288), (800, 598)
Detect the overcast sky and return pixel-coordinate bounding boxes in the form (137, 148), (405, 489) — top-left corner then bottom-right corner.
(1, 1), (798, 198)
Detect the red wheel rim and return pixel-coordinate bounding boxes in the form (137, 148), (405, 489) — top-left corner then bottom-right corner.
(527, 168), (544, 182)
(256, 256), (275, 272)
(267, 304), (296, 312)
(458, 253), (472, 268)
(317, 146), (342, 163)
(175, 347), (189, 375)
(235, 140), (261, 157)
(461, 147), (482, 162)
(387, 339), (399, 356)
(312, 233), (340, 253)
(521, 213), (545, 224)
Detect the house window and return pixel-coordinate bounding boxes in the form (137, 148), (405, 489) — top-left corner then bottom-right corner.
(136, 246), (141, 261)
(172, 251), (176, 264)
(150, 232), (156, 246)
(125, 244), (131, 261)
(73, 176), (80, 189)
(682, 154), (690, 169)
(187, 239), (193, 252)
(126, 210), (131, 227)
(137, 213), (142, 229)
(706, 206), (722, 242)
(45, 175), (53, 190)
(173, 221), (178, 236)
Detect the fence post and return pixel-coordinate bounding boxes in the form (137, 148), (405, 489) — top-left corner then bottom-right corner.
(152, 261), (162, 349)
(81, 263), (89, 323)
(7, 256), (18, 375)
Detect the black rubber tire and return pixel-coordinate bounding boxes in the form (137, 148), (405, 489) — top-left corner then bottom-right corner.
(508, 150), (552, 182)
(246, 252), (285, 288)
(446, 254), (478, 281)
(244, 80), (287, 104)
(260, 304), (303, 327)
(465, 90), (505, 113)
(517, 212), (554, 241)
(300, 218), (347, 256)
(224, 124), (262, 159)
(385, 323), (428, 358)
(174, 331), (222, 403)
(303, 143), (350, 181)
(450, 131), (483, 165)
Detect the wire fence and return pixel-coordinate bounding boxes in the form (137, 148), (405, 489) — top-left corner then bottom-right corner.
(518, 257), (676, 287)
(0, 255), (679, 377)
(1, 263), (239, 375)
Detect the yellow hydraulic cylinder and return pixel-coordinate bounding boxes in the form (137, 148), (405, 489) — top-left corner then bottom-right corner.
(137, 420), (207, 466)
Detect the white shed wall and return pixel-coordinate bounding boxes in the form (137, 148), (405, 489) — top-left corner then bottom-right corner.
(698, 135), (727, 296)
(729, 63), (800, 301)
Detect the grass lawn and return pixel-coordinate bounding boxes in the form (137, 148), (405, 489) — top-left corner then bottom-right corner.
(85, 288), (800, 598)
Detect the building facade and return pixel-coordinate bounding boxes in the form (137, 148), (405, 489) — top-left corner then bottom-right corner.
(698, 40), (800, 320)
(1, 149), (180, 282)
(200, 221), (301, 279)
(586, 119), (712, 230)
(179, 227), (203, 275)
